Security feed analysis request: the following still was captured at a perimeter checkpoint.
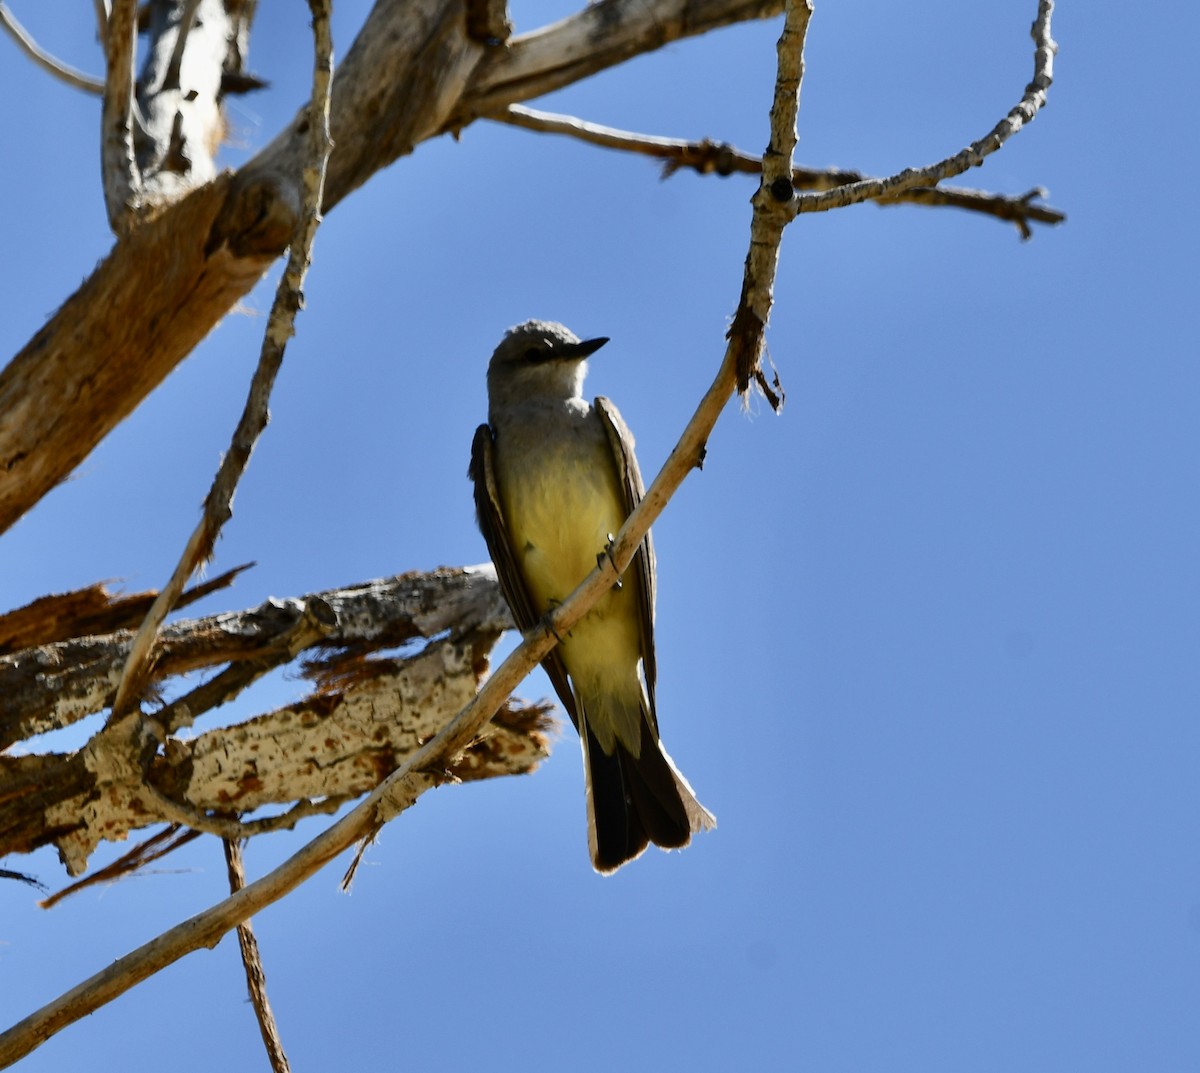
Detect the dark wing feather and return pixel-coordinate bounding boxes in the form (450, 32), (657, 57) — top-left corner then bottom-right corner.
(593, 397), (659, 719)
(469, 423), (581, 729)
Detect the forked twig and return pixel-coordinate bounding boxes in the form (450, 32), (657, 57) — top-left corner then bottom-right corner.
(790, 0), (1057, 217)
(726, 0), (810, 395)
(493, 104), (1064, 238)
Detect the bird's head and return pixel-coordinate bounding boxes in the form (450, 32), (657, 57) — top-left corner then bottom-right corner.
(487, 319), (609, 409)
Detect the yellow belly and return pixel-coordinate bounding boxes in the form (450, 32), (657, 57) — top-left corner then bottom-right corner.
(504, 452), (621, 607)
(498, 430), (641, 691)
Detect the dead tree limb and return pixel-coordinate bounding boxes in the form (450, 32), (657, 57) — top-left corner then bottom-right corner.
(0, 0), (786, 535)
(0, 566), (550, 875)
(494, 104), (1065, 237)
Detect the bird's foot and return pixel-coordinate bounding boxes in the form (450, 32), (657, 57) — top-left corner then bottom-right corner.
(541, 601), (565, 643)
(597, 533), (622, 590)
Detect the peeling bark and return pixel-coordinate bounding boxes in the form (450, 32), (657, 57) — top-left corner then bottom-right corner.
(135, 0), (234, 201)
(0, 566), (552, 876)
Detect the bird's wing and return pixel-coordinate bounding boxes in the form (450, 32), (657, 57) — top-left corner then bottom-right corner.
(469, 423), (581, 729)
(594, 397), (658, 710)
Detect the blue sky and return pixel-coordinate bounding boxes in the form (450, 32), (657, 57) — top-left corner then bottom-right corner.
(2, 1), (1198, 1070)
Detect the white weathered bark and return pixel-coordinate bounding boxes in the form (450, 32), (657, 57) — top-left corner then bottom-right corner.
(0, 567), (551, 876)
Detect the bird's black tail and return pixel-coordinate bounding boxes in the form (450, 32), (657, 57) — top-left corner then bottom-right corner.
(583, 716), (715, 874)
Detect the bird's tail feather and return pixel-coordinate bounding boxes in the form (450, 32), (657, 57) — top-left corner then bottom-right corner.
(582, 714), (715, 874)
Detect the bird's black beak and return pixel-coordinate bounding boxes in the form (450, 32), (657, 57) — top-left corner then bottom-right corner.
(561, 336), (608, 359)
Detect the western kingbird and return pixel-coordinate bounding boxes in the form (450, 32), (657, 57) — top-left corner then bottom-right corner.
(470, 319), (715, 872)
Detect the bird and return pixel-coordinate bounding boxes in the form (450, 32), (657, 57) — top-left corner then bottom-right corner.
(470, 319), (714, 872)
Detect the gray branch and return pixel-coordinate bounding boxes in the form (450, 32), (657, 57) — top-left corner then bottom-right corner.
(0, 566), (553, 877)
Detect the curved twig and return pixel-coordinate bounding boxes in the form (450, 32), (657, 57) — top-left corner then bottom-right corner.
(39, 827), (200, 910)
(790, 0), (1057, 217)
(0, 2), (105, 93)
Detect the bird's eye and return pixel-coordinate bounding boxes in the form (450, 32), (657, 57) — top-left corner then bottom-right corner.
(523, 347), (543, 362)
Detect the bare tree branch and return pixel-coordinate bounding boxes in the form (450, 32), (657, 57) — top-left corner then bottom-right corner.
(101, 0), (141, 231)
(0, 1), (105, 93)
(493, 104), (1065, 237)
(446, 0), (784, 129)
(22, 0), (264, 214)
(0, 173), (282, 537)
(0, 566), (548, 873)
(224, 838), (292, 1073)
(789, 0), (1057, 218)
(0, 0), (785, 536)
(0, 567), (511, 747)
(110, 0), (334, 719)
(0, 563), (251, 655)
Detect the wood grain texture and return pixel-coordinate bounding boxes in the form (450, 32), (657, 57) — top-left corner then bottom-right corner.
(0, 0), (784, 534)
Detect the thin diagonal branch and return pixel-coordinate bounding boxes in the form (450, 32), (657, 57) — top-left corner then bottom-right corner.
(224, 839), (292, 1073)
(0, 264), (739, 1073)
(109, 4), (335, 719)
(101, 0), (141, 231)
(492, 104), (1065, 237)
(790, 0), (1057, 217)
(0, 1), (105, 93)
